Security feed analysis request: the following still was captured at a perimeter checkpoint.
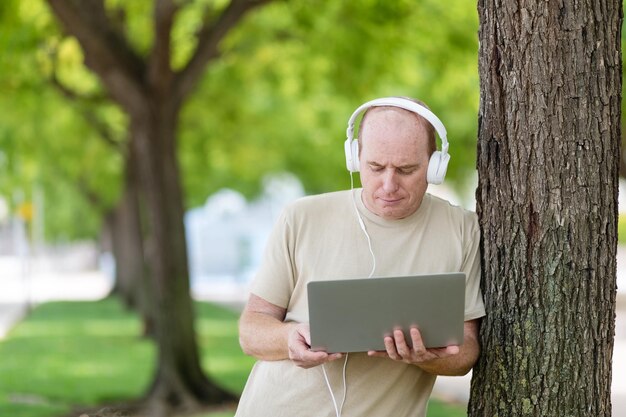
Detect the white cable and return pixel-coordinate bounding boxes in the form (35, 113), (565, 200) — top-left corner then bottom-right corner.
(322, 353), (350, 417)
(320, 174), (376, 417)
(350, 173), (376, 278)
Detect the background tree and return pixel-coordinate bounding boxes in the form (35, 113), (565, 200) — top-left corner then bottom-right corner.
(1, 0), (484, 241)
(45, 0), (273, 413)
(469, 1), (621, 416)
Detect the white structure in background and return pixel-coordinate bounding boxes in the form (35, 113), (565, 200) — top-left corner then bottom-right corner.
(185, 173), (305, 300)
(183, 172), (475, 301)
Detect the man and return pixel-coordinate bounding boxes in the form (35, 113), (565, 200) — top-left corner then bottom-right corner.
(235, 97), (485, 417)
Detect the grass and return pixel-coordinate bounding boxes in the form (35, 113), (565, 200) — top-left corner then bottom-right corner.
(0, 298), (466, 417)
(0, 300), (155, 417)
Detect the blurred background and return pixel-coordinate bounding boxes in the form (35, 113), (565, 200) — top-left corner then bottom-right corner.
(0, 1), (624, 416)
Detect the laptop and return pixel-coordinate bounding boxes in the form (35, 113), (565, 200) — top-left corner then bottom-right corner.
(307, 273), (465, 353)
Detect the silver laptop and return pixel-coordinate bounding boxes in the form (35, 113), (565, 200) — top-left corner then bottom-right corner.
(307, 273), (465, 353)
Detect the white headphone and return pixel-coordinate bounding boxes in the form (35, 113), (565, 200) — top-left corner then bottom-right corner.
(343, 97), (450, 185)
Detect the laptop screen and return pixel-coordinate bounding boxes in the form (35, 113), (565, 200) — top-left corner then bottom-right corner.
(307, 273), (465, 353)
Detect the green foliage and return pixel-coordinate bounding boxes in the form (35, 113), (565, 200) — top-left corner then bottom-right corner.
(0, 83), (122, 239)
(0, 0), (125, 240)
(180, 0), (481, 204)
(8, 0), (626, 240)
(1, 0), (483, 237)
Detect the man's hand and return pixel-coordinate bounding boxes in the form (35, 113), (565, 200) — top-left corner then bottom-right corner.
(288, 323), (343, 369)
(367, 327), (459, 365)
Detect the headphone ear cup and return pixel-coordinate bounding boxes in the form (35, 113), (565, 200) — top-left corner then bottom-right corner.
(344, 139), (360, 172)
(427, 151), (450, 184)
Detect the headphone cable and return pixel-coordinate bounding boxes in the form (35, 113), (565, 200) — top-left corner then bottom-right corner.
(320, 173), (376, 417)
(322, 353), (349, 417)
(350, 173), (376, 278)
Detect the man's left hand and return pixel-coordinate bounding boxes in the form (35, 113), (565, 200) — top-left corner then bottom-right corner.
(367, 327), (459, 365)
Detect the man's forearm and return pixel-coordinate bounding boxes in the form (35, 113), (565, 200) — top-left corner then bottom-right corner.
(239, 296), (344, 369)
(239, 309), (296, 361)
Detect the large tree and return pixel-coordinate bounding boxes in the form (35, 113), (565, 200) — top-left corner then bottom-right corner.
(2, 0), (486, 242)
(45, 0), (271, 414)
(469, 1), (621, 416)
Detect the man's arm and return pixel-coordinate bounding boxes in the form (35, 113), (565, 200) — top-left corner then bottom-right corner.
(368, 319), (481, 376)
(238, 293), (291, 360)
(238, 293), (343, 368)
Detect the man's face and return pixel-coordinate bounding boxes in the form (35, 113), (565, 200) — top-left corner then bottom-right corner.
(359, 108), (430, 220)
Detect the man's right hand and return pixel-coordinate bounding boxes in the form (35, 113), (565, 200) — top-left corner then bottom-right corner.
(239, 294), (344, 366)
(287, 323), (343, 368)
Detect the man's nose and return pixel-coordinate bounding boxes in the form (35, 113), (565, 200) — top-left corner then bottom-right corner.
(382, 170), (399, 193)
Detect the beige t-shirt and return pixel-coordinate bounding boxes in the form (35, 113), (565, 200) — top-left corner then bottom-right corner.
(236, 190), (485, 417)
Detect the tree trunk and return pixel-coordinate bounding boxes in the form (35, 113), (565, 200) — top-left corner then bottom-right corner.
(110, 151), (146, 311)
(469, 1), (621, 416)
(44, 1), (270, 414)
(130, 101), (236, 415)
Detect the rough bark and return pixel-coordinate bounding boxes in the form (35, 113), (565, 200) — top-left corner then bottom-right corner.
(469, 1), (621, 416)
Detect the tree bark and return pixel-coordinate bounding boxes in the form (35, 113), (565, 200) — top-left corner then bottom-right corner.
(130, 99), (235, 414)
(469, 1), (621, 416)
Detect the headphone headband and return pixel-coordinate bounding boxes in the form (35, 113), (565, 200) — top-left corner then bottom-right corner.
(346, 97), (448, 154)
(344, 97), (450, 184)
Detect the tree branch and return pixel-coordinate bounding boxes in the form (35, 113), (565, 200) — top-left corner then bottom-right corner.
(44, 158), (109, 212)
(148, 0), (179, 96)
(46, 0), (147, 115)
(46, 51), (125, 153)
(76, 175), (108, 211)
(48, 71), (108, 105)
(174, 0), (273, 101)
(80, 110), (127, 153)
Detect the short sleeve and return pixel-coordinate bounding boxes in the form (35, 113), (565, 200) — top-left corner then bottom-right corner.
(248, 208), (297, 308)
(461, 211), (486, 321)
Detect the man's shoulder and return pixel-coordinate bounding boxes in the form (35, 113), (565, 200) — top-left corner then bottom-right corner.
(287, 190), (351, 211)
(277, 190), (352, 225)
(425, 193), (477, 222)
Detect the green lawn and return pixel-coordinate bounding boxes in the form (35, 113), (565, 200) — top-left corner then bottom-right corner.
(0, 298), (466, 417)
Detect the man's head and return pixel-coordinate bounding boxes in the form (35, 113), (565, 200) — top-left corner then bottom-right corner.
(356, 98), (437, 157)
(357, 105), (435, 220)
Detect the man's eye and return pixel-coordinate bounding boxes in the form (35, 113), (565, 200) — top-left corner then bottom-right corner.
(369, 165), (383, 172)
